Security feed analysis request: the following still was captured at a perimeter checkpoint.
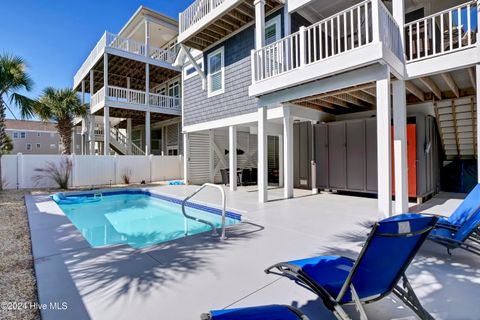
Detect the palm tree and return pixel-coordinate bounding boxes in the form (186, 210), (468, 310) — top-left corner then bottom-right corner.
(36, 88), (87, 154)
(0, 53), (35, 189)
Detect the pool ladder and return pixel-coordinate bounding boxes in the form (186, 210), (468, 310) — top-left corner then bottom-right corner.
(181, 183), (227, 240)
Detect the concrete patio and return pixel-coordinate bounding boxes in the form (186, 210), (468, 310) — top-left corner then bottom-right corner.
(26, 186), (480, 320)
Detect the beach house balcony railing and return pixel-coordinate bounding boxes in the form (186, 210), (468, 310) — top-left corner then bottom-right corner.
(251, 0), (402, 84)
(405, 0), (478, 62)
(90, 86), (181, 115)
(73, 32), (178, 88)
(180, 0), (226, 33)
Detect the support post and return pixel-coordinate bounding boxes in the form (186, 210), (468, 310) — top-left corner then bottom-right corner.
(393, 80), (409, 214)
(126, 118), (132, 154)
(376, 71), (392, 217)
(392, 0), (405, 45)
(476, 64), (480, 182)
(183, 133), (189, 184)
(229, 125), (237, 190)
(104, 106), (110, 155)
(81, 80), (86, 155)
(145, 111), (151, 155)
(145, 20), (150, 57)
(278, 134), (284, 187)
(258, 106), (268, 203)
(254, 0), (265, 50)
(89, 70), (95, 155)
(209, 129), (215, 183)
(283, 107), (294, 198)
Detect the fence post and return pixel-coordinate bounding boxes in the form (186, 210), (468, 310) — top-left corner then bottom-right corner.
(149, 154), (153, 183)
(17, 153), (23, 189)
(70, 153), (75, 188)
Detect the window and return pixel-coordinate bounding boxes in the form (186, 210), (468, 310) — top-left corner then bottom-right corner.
(168, 81), (180, 98)
(26, 143), (31, 150)
(37, 132), (41, 137)
(36, 143), (41, 149)
(50, 144), (56, 150)
(20, 132), (26, 139)
(156, 86), (166, 96)
(167, 147), (178, 156)
(265, 15), (281, 45)
(184, 57), (203, 80)
(207, 47), (225, 97)
(13, 132), (18, 139)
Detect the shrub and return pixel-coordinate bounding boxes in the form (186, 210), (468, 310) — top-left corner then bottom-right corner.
(121, 167), (132, 185)
(33, 158), (72, 189)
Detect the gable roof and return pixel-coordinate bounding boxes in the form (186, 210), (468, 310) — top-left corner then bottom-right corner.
(5, 119), (57, 132)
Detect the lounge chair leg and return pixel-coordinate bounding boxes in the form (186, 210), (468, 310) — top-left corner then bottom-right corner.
(392, 275), (434, 320)
(332, 305), (352, 320)
(350, 285), (368, 320)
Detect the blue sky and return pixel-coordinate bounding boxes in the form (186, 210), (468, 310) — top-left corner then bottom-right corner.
(0, 0), (191, 119)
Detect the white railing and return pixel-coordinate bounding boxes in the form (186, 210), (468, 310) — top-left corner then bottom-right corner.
(74, 32), (178, 86)
(149, 93), (181, 111)
(405, 1), (478, 62)
(110, 127), (145, 155)
(90, 87), (105, 109)
(107, 86), (146, 105)
(252, 0), (401, 82)
(180, 0), (227, 33)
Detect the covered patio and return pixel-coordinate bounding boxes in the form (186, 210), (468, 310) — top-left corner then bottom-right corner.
(27, 185), (480, 320)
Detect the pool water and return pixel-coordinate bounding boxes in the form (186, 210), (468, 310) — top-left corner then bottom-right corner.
(58, 193), (240, 248)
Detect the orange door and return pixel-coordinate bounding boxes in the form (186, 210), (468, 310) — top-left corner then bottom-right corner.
(392, 124), (417, 197)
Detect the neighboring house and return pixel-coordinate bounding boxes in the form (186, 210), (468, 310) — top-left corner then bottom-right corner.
(5, 119), (64, 154)
(175, 0), (480, 217)
(73, 6), (183, 156)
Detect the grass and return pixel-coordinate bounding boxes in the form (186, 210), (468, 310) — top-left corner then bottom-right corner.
(0, 190), (40, 320)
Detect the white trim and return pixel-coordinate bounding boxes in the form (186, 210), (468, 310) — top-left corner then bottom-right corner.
(207, 46), (225, 97)
(184, 56), (204, 80)
(6, 128), (56, 134)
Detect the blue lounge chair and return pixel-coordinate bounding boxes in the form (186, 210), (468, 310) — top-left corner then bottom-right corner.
(428, 208), (480, 256)
(433, 183), (480, 232)
(201, 304), (309, 320)
(265, 214), (438, 320)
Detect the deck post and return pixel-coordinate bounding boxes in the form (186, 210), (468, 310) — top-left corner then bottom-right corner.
(278, 134), (284, 187)
(89, 70), (95, 155)
(258, 106), (268, 203)
(393, 80), (409, 214)
(81, 80), (86, 155)
(376, 69), (393, 217)
(183, 133), (189, 185)
(254, 0), (265, 50)
(476, 64), (480, 182)
(103, 53), (109, 156)
(127, 118), (132, 155)
(229, 125), (237, 190)
(283, 106), (294, 199)
(145, 111), (151, 155)
(145, 20), (150, 57)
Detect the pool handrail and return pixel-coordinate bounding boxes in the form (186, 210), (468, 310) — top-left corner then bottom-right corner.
(181, 183), (227, 240)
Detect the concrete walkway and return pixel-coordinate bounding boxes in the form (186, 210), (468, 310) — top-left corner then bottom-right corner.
(26, 186), (480, 320)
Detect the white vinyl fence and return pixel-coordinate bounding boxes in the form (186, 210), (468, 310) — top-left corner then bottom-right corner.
(1, 154), (183, 190)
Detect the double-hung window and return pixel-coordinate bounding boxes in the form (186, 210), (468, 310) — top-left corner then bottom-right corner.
(264, 15), (282, 76)
(207, 47), (224, 97)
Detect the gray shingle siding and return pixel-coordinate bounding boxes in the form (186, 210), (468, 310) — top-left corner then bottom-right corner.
(183, 9), (284, 126)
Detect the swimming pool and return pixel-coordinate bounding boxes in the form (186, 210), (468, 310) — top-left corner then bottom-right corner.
(55, 190), (241, 248)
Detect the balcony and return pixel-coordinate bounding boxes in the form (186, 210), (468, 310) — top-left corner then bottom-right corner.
(90, 86), (181, 116)
(178, 0), (282, 50)
(249, 0), (403, 97)
(73, 32), (179, 89)
(404, 0), (479, 77)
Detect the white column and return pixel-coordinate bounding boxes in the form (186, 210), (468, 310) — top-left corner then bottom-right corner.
(89, 70), (95, 155)
(145, 111), (151, 155)
(392, 0), (405, 45)
(254, 0), (265, 50)
(104, 106), (110, 155)
(126, 118), (132, 154)
(258, 106), (268, 203)
(209, 129), (215, 183)
(127, 77), (131, 89)
(283, 107), (294, 198)
(393, 80), (409, 214)
(376, 73), (393, 217)
(162, 126), (166, 155)
(476, 65), (480, 182)
(311, 120), (319, 195)
(229, 125), (237, 191)
(103, 54), (109, 156)
(81, 80), (86, 155)
(283, 1), (291, 36)
(183, 133), (189, 185)
(145, 20), (150, 57)
(145, 64), (150, 106)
